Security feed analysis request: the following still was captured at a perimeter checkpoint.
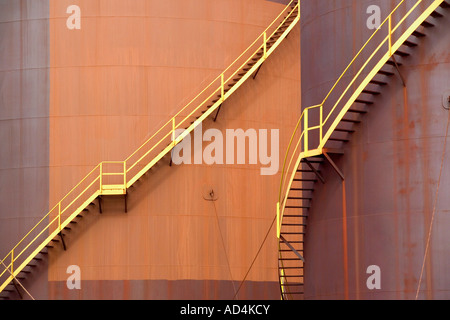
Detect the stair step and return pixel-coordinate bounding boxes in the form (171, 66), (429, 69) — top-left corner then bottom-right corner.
(440, 1), (450, 8)
(281, 232), (306, 235)
(402, 40), (418, 47)
(377, 70), (395, 76)
(281, 291), (304, 295)
(283, 214), (308, 218)
(290, 188), (314, 191)
(362, 89), (381, 95)
(297, 169), (321, 173)
(430, 10), (443, 18)
(285, 206), (310, 209)
(329, 138), (350, 142)
(287, 196), (312, 200)
(280, 241), (304, 244)
(386, 60), (402, 67)
(348, 109), (367, 114)
(412, 30), (426, 38)
(341, 119), (361, 124)
(421, 20), (435, 28)
(281, 283), (304, 286)
(369, 79), (388, 86)
(334, 128), (355, 133)
(355, 99), (373, 105)
(394, 50), (410, 57)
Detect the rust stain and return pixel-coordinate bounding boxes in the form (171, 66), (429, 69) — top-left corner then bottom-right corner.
(401, 86), (415, 296)
(342, 180), (349, 300)
(419, 67), (433, 300)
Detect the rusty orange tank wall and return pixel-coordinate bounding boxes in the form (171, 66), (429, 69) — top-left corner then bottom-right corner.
(301, 0), (450, 300)
(47, 0), (300, 299)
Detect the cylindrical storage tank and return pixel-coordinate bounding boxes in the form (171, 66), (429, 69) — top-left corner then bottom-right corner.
(1, 0), (301, 299)
(301, 0), (450, 299)
(0, 0), (50, 300)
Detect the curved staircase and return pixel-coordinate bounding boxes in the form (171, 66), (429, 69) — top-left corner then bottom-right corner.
(277, 0), (449, 300)
(0, 0), (300, 299)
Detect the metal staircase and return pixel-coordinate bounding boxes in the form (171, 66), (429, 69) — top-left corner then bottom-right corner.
(277, 0), (449, 300)
(0, 0), (300, 299)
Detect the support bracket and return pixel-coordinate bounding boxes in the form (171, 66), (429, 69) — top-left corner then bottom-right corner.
(213, 103), (223, 122)
(12, 279), (23, 300)
(98, 196), (103, 214)
(253, 63), (264, 80)
(303, 158), (325, 184)
(323, 152), (345, 181)
(58, 232), (66, 251)
(391, 55), (406, 87)
(124, 191), (128, 213)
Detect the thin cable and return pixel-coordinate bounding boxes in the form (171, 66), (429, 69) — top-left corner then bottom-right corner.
(415, 110), (450, 300)
(233, 214), (277, 300)
(0, 260), (35, 300)
(210, 200), (238, 299)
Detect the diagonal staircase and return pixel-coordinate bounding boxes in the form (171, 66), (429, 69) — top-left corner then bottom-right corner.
(0, 0), (300, 299)
(277, 0), (449, 300)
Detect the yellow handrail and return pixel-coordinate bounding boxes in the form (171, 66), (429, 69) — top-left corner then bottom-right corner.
(277, 0), (444, 299)
(0, 1), (301, 293)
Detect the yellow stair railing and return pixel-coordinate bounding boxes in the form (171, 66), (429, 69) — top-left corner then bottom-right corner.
(277, 0), (446, 300)
(0, 0), (300, 294)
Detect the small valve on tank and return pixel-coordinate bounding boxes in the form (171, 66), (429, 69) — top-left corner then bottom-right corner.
(443, 91), (450, 110)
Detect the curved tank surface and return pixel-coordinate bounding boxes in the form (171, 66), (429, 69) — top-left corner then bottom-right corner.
(301, 0), (450, 299)
(0, 0), (300, 299)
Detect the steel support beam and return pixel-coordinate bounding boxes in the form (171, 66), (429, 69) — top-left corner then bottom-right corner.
(391, 55), (407, 87)
(323, 152), (345, 181)
(58, 232), (66, 251)
(213, 103), (223, 122)
(253, 63), (264, 80)
(280, 235), (305, 262)
(303, 158), (325, 184)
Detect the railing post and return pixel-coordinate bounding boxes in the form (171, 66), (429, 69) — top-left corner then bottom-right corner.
(319, 104), (323, 146)
(221, 74), (225, 102)
(304, 109), (309, 153)
(388, 15), (392, 56)
(58, 202), (61, 231)
(11, 250), (14, 275)
(263, 32), (267, 59)
(172, 117), (176, 146)
(277, 202), (280, 238)
(99, 162), (103, 192)
(123, 161), (127, 189)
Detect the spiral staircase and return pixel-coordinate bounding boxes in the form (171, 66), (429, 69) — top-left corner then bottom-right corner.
(277, 0), (450, 300)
